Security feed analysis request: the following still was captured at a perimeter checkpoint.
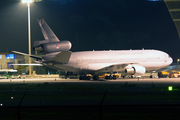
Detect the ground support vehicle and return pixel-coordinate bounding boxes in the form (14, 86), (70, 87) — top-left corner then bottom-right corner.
(158, 71), (169, 78)
(0, 70), (8, 79)
(0, 69), (20, 79)
(7, 70), (20, 79)
(168, 71), (180, 78)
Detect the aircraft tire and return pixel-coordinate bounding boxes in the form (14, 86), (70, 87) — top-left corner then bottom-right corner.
(112, 75), (116, 80)
(79, 76), (83, 80)
(82, 75), (87, 80)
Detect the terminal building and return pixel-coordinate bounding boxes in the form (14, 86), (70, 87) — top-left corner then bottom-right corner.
(0, 53), (47, 75)
(0, 53), (24, 70)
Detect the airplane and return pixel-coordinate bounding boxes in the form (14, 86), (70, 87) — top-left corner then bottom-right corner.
(13, 18), (173, 80)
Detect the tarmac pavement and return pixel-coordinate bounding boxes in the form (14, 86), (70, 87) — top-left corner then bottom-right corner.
(0, 77), (180, 120)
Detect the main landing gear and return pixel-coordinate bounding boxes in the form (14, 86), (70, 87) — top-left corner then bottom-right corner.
(79, 75), (99, 80)
(79, 75), (91, 80)
(79, 74), (118, 80)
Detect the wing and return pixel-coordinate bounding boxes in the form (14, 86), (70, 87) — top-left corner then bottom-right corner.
(96, 63), (130, 73)
(86, 63), (133, 72)
(89, 63), (140, 73)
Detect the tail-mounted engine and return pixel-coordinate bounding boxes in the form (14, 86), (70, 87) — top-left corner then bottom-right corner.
(33, 41), (72, 53)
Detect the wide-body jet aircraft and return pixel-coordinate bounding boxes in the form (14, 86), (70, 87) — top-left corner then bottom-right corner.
(13, 18), (173, 80)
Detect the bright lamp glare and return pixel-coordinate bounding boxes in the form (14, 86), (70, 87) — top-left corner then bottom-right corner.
(22, 0), (34, 3)
(168, 86), (173, 91)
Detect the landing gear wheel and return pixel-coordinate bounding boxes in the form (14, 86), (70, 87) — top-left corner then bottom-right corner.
(79, 75), (83, 80)
(104, 76), (110, 80)
(112, 75), (116, 80)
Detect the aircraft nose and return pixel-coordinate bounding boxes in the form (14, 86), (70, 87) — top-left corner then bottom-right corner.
(168, 57), (173, 65)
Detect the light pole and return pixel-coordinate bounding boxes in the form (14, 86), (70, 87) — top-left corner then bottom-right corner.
(177, 59), (180, 68)
(22, 0), (34, 76)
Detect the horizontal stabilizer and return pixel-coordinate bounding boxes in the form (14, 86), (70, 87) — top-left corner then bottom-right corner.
(12, 51), (42, 60)
(48, 51), (71, 64)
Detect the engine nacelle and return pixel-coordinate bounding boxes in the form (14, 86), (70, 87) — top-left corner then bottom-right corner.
(33, 41), (72, 53)
(124, 65), (146, 76)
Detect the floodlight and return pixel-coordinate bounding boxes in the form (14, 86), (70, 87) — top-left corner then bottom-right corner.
(22, 0), (34, 4)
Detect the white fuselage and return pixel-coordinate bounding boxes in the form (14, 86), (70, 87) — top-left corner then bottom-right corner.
(52, 49), (173, 73)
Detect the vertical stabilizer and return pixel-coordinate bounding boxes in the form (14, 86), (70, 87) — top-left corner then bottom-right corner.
(37, 18), (60, 42)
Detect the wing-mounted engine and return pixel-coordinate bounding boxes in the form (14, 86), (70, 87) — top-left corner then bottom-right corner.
(122, 65), (146, 77)
(33, 40), (72, 53)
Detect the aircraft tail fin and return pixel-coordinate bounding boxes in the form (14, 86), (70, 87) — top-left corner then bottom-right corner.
(37, 18), (60, 42)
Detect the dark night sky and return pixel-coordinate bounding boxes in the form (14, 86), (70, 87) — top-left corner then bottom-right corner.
(0, 0), (179, 61)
